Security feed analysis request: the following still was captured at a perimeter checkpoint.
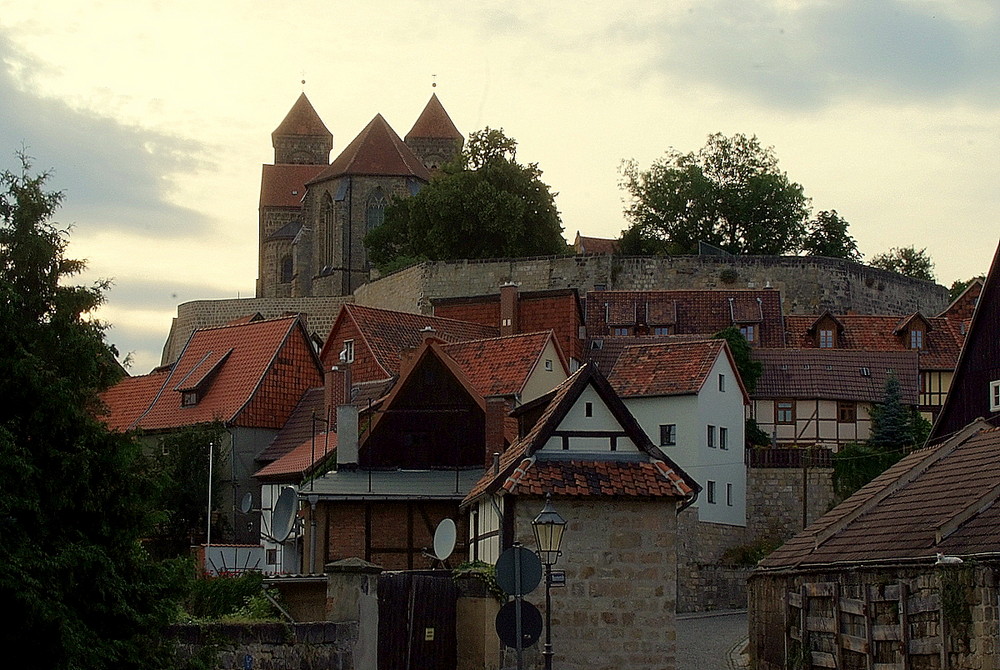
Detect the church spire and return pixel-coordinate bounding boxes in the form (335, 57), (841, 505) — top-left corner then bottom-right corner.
(271, 93), (333, 165)
(404, 93), (464, 172)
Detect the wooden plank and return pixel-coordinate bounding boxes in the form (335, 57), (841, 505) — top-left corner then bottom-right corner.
(939, 573), (948, 670)
(899, 582), (910, 670)
(788, 591), (803, 608)
(908, 638), (940, 656)
(840, 633), (869, 654)
(806, 616), (837, 633)
(833, 582), (843, 669)
(805, 582), (837, 597)
(790, 627), (801, 641)
(908, 594), (939, 614)
(811, 651), (838, 668)
(873, 625), (902, 641)
(864, 587), (874, 670)
(873, 664), (904, 670)
(839, 596), (865, 616)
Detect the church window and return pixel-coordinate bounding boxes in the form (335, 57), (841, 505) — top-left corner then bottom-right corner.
(322, 194), (335, 267)
(279, 255), (293, 284)
(366, 189), (388, 232)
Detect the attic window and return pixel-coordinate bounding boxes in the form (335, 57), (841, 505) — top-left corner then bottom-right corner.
(860, 367), (871, 377)
(739, 325), (756, 343)
(818, 329), (835, 348)
(181, 391), (199, 407)
(585, 402), (593, 417)
(909, 329), (924, 350)
(545, 359), (553, 371)
(342, 339), (355, 363)
(590, 339), (604, 350)
(653, 326), (671, 336)
(990, 381), (1000, 413)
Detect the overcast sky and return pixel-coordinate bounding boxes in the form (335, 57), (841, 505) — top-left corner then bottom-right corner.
(3, 1), (999, 374)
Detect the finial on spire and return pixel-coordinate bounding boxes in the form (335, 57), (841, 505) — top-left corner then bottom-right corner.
(300, 71), (306, 91)
(432, 73), (437, 89)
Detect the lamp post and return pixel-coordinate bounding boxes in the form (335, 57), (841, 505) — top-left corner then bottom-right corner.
(532, 494), (566, 670)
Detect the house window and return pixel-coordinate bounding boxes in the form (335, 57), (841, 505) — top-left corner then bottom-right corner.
(181, 391), (199, 407)
(719, 426), (728, 450)
(585, 402), (593, 417)
(776, 401), (794, 424)
(838, 402), (857, 423)
(611, 327), (631, 337)
(726, 483), (733, 506)
(266, 548), (279, 565)
(342, 339), (355, 363)
(707, 481), (717, 504)
(659, 424), (676, 446)
(653, 326), (671, 336)
(719, 374), (726, 392)
(739, 325), (756, 343)
(990, 381), (1000, 412)
(910, 329), (924, 350)
(819, 329), (834, 348)
(545, 359), (553, 371)
(707, 425), (716, 448)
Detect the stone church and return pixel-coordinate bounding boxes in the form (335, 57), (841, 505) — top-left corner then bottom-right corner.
(256, 92), (464, 298)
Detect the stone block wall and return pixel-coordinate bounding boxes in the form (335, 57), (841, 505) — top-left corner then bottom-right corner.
(170, 621), (357, 670)
(510, 496), (681, 670)
(676, 508), (749, 612)
(746, 466), (836, 542)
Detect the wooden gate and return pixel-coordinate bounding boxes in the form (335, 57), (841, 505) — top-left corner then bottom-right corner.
(787, 581), (946, 669)
(378, 571), (457, 670)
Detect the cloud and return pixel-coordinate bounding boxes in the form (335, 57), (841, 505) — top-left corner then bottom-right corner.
(0, 30), (212, 238)
(611, 0), (1000, 109)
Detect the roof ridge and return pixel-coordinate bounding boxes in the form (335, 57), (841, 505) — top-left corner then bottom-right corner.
(196, 314), (299, 333)
(442, 330), (550, 346)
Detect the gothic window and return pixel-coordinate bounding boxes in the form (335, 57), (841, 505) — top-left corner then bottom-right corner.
(322, 193), (335, 268)
(279, 255), (293, 284)
(366, 189), (388, 232)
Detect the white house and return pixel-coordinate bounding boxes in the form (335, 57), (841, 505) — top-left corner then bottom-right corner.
(608, 339), (749, 527)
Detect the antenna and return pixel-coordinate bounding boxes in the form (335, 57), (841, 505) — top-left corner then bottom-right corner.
(432, 518), (457, 562)
(271, 486), (297, 543)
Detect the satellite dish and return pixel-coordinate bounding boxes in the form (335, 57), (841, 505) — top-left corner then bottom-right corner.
(271, 486), (297, 543)
(432, 518), (457, 561)
(239, 492), (253, 514)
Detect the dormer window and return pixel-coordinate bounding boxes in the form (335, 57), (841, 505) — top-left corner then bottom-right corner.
(739, 325), (756, 343)
(909, 329), (924, 350)
(181, 391), (199, 407)
(818, 329), (835, 348)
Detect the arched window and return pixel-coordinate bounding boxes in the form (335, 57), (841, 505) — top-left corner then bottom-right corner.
(366, 189), (388, 232)
(279, 254), (293, 284)
(322, 193), (335, 267)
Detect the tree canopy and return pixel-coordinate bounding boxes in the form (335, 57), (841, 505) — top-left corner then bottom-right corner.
(949, 275), (984, 302)
(802, 210), (863, 262)
(870, 246), (936, 281)
(619, 133), (811, 256)
(0, 154), (171, 668)
(365, 127), (566, 271)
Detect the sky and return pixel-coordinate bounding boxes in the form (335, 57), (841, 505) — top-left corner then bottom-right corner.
(2, 0), (999, 374)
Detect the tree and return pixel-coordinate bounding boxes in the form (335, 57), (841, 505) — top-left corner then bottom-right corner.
(619, 133), (810, 256)
(713, 327), (770, 446)
(870, 246), (936, 281)
(949, 275), (985, 302)
(365, 127), (566, 269)
(0, 154), (171, 668)
(801, 210), (862, 262)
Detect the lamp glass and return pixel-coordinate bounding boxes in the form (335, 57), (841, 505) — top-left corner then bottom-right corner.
(532, 496), (566, 566)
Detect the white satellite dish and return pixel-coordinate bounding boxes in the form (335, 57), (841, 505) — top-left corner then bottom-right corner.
(271, 486), (297, 543)
(239, 492), (253, 514)
(432, 518), (457, 561)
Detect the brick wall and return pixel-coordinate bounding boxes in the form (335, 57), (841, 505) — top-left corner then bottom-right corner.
(511, 496), (681, 670)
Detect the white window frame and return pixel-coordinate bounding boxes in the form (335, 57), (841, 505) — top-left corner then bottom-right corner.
(342, 339), (355, 363)
(990, 381), (1000, 412)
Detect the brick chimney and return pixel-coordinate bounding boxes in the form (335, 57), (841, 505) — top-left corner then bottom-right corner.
(324, 366), (345, 429)
(485, 396), (510, 470)
(500, 283), (519, 336)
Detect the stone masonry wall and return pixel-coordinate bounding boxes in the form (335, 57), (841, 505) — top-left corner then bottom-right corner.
(746, 466), (836, 542)
(170, 621), (357, 670)
(676, 508), (749, 613)
(358, 254), (949, 318)
(511, 496), (681, 670)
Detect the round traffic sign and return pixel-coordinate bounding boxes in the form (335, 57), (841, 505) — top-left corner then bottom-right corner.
(495, 545), (542, 596)
(495, 600), (543, 649)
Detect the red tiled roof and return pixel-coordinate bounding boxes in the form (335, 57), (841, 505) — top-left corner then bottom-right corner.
(573, 234), (620, 255)
(321, 304), (497, 378)
(257, 387), (326, 463)
(938, 278), (982, 321)
(758, 422), (1000, 569)
(271, 93), (332, 139)
(784, 314), (964, 370)
(99, 368), (170, 432)
(586, 334), (708, 373)
(751, 349), (920, 404)
(260, 164), (327, 208)
(500, 458), (694, 498)
(405, 93), (462, 141)
(134, 316), (306, 431)
(608, 339), (726, 398)
(255, 432), (337, 482)
(442, 331), (557, 398)
(309, 114), (431, 183)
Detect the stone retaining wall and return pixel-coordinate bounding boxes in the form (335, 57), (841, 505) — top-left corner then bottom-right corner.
(170, 621), (357, 670)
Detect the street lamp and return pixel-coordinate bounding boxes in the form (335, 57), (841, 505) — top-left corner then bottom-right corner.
(532, 494), (566, 670)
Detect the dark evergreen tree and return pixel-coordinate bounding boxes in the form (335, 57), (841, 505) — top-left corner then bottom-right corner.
(0, 154), (172, 669)
(867, 373), (919, 452)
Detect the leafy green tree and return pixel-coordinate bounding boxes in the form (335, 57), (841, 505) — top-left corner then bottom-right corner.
(619, 133), (810, 256)
(949, 275), (984, 302)
(0, 154), (171, 668)
(713, 326), (762, 393)
(366, 127), (566, 269)
(870, 246), (936, 281)
(802, 210), (862, 262)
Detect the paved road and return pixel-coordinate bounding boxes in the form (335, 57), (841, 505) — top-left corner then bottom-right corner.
(676, 609), (748, 669)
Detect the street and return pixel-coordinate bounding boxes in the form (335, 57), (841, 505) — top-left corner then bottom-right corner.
(676, 610), (748, 669)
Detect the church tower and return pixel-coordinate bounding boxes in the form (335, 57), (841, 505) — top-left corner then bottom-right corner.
(404, 93), (464, 172)
(257, 93), (332, 297)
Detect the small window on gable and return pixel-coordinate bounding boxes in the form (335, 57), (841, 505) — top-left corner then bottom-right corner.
(718, 374), (726, 392)
(990, 381), (1000, 412)
(818, 329), (835, 348)
(909, 328), (924, 350)
(585, 402), (593, 417)
(544, 359), (553, 371)
(659, 424), (676, 446)
(342, 339), (355, 364)
(739, 325), (756, 343)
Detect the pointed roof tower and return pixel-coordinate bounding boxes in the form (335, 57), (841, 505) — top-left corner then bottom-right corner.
(405, 93), (463, 142)
(271, 93), (333, 165)
(308, 114), (431, 183)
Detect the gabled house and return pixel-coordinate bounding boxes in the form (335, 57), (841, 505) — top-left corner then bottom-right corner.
(101, 315), (324, 544)
(608, 339), (749, 527)
(750, 349), (919, 450)
(462, 364), (698, 670)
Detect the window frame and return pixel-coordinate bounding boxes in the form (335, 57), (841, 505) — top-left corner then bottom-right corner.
(837, 401), (857, 424)
(706, 480), (717, 504)
(739, 324), (756, 343)
(342, 339), (355, 363)
(707, 424), (716, 448)
(818, 329), (834, 348)
(990, 381), (1000, 412)
(719, 426), (728, 450)
(776, 400), (795, 424)
(659, 424), (677, 447)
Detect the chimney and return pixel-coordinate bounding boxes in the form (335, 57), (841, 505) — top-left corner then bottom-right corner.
(500, 283), (519, 336)
(485, 395), (510, 470)
(336, 404), (359, 469)
(325, 366), (345, 424)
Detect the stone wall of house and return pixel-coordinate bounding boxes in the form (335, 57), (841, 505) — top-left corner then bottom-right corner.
(746, 465), (836, 542)
(161, 296), (352, 366)
(676, 508), (749, 612)
(359, 254), (949, 318)
(510, 496), (681, 670)
(170, 621), (357, 670)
